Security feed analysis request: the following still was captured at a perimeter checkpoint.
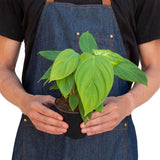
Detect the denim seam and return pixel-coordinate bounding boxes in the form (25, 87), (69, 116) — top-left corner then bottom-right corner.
(110, 7), (127, 58)
(22, 123), (26, 160)
(73, 140), (75, 160)
(96, 32), (99, 46)
(24, 124), (34, 127)
(75, 34), (80, 53)
(29, 6), (48, 58)
(124, 122), (128, 160)
(47, 3), (111, 9)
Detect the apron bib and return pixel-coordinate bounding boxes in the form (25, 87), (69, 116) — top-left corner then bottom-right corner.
(12, 0), (138, 159)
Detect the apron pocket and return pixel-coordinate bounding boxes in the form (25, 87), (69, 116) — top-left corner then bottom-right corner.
(74, 31), (114, 53)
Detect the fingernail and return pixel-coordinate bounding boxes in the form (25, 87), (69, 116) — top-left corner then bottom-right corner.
(81, 129), (87, 133)
(61, 129), (67, 133)
(58, 116), (63, 120)
(81, 123), (85, 128)
(63, 124), (68, 129)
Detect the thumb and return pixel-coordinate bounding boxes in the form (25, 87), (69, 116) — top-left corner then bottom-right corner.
(42, 95), (56, 107)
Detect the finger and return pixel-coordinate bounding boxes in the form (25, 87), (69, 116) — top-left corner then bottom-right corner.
(81, 122), (115, 136)
(42, 95), (56, 106)
(90, 104), (113, 120)
(30, 112), (69, 129)
(32, 119), (67, 135)
(35, 103), (63, 120)
(81, 112), (113, 128)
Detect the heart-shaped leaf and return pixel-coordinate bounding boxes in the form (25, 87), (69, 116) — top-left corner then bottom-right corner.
(114, 59), (148, 86)
(93, 49), (123, 67)
(38, 50), (61, 61)
(75, 52), (114, 115)
(69, 94), (79, 111)
(57, 73), (74, 98)
(79, 32), (98, 54)
(50, 49), (79, 81)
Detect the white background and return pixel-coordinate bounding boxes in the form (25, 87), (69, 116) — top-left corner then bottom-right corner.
(0, 43), (160, 160)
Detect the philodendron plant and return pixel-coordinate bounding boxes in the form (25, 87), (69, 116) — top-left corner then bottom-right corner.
(38, 31), (148, 124)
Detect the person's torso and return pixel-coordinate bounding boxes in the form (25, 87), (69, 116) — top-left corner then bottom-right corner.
(20, 0), (139, 82)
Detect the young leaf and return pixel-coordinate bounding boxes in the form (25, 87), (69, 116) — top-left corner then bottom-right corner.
(96, 103), (103, 113)
(50, 49), (79, 81)
(114, 59), (148, 86)
(38, 50), (61, 61)
(69, 94), (79, 111)
(37, 64), (53, 83)
(49, 82), (59, 90)
(75, 53), (114, 116)
(93, 49), (123, 67)
(79, 32), (98, 54)
(57, 73), (74, 98)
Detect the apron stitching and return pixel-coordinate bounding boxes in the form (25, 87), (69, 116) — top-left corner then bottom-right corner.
(22, 123), (26, 160)
(96, 32), (98, 47)
(47, 3), (110, 9)
(29, 6), (48, 59)
(75, 34), (79, 53)
(110, 7), (127, 58)
(124, 122), (128, 160)
(73, 140), (75, 160)
(24, 124), (34, 127)
(114, 128), (127, 131)
(95, 37), (113, 41)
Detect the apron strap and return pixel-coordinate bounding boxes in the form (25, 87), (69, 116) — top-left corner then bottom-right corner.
(46, 0), (111, 5)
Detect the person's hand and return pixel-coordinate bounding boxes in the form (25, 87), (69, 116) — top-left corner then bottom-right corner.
(80, 94), (134, 136)
(21, 95), (69, 135)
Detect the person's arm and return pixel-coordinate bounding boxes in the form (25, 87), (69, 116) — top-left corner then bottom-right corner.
(0, 35), (68, 134)
(81, 39), (160, 136)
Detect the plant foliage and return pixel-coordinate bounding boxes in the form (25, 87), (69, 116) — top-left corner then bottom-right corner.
(38, 31), (148, 124)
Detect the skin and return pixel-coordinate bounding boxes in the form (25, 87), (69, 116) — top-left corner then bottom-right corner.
(0, 35), (160, 135)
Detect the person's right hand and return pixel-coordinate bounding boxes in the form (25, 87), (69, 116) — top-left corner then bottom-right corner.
(21, 94), (69, 135)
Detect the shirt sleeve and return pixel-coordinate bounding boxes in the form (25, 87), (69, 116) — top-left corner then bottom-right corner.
(135, 0), (160, 44)
(0, 0), (24, 42)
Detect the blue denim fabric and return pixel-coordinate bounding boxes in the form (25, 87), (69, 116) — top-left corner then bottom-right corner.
(12, 2), (138, 160)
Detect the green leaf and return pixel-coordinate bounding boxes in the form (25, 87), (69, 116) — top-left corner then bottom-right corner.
(87, 112), (92, 119)
(37, 64), (53, 83)
(96, 103), (103, 113)
(57, 73), (74, 98)
(93, 49), (123, 67)
(114, 59), (148, 86)
(78, 98), (93, 124)
(49, 82), (59, 90)
(43, 79), (50, 87)
(75, 52), (114, 116)
(50, 49), (79, 81)
(78, 98), (88, 124)
(73, 83), (79, 95)
(69, 94), (79, 111)
(79, 32), (98, 54)
(38, 50), (61, 61)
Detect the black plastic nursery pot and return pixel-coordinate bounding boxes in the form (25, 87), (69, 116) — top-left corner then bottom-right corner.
(55, 100), (86, 139)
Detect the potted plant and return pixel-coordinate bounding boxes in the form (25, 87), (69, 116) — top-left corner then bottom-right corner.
(38, 32), (148, 139)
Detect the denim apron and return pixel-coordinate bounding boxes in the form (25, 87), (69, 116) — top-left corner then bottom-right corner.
(12, 0), (138, 159)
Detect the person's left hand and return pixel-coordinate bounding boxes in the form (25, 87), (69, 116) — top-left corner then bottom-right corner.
(80, 94), (134, 136)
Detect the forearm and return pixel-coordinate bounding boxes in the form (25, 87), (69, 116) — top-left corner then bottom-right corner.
(0, 67), (33, 111)
(123, 66), (160, 114)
